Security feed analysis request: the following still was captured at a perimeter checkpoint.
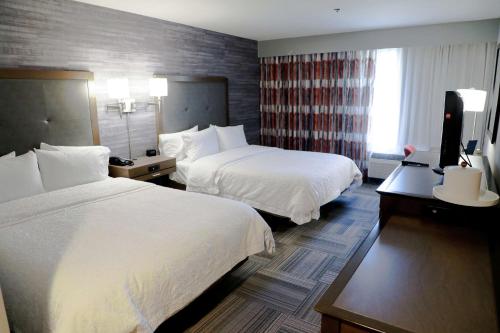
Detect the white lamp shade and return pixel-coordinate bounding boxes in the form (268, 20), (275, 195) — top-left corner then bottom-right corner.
(149, 78), (168, 97)
(457, 89), (487, 112)
(107, 78), (130, 99)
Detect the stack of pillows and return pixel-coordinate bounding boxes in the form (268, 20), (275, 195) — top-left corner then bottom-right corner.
(0, 125), (247, 204)
(159, 124), (248, 162)
(0, 144), (110, 204)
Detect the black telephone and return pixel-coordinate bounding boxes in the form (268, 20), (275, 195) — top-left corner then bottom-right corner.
(109, 156), (134, 166)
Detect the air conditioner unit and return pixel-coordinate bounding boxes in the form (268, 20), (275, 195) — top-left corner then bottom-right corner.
(368, 153), (404, 180)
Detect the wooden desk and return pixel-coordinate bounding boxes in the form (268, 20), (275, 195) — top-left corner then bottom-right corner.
(316, 151), (500, 333)
(316, 216), (499, 333)
(376, 151), (497, 225)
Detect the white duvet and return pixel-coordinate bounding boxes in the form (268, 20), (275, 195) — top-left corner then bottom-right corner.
(0, 178), (274, 333)
(186, 145), (363, 224)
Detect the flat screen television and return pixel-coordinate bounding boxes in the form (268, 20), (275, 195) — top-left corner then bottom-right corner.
(438, 91), (464, 169)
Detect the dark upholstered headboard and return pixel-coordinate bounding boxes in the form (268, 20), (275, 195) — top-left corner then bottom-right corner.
(0, 69), (99, 156)
(155, 75), (228, 136)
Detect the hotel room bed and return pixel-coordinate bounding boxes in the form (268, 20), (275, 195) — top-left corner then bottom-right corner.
(157, 76), (363, 225)
(0, 177), (274, 333)
(0, 69), (274, 332)
(170, 145), (362, 224)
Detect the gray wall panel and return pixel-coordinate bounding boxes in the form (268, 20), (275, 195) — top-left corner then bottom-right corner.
(0, 0), (259, 158)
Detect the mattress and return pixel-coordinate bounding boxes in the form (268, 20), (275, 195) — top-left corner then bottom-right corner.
(0, 177), (274, 333)
(186, 145), (363, 224)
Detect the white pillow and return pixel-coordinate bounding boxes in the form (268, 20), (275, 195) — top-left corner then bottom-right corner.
(35, 148), (110, 191)
(0, 151), (15, 160)
(158, 125), (198, 160)
(213, 125), (248, 151)
(181, 127), (219, 162)
(40, 143), (110, 179)
(0, 151), (45, 203)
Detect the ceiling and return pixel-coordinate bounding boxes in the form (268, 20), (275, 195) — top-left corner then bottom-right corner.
(75, 0), (500, 41)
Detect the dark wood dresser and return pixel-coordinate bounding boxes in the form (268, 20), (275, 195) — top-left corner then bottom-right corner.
(316, 151), (499, 333)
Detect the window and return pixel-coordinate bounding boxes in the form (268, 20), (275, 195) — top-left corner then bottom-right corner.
(368, 48), (403, 154)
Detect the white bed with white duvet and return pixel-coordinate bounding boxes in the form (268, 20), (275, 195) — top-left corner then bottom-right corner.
(160, 125), (363, 225)
(0, 148), (274, 333)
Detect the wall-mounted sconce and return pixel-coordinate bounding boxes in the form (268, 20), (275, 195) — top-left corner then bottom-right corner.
(106, 78), (135, 117)
(148, 77), (168, 112)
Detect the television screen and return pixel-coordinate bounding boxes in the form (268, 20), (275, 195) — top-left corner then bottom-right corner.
(439, 91), (464, 169)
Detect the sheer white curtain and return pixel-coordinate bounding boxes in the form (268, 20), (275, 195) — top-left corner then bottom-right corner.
(397, 42), (497, 153)
(369, 42), (497, 155)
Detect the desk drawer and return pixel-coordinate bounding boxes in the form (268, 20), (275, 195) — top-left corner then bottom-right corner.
(423, 204), (453, 218)
(380, 195), (442, 221)
(133, 166), (176, 181)
(340, 323), (372, 333)
(127, 159), (176, 178)
(379, 194), (495, 226)
(381, 195), (451, 219)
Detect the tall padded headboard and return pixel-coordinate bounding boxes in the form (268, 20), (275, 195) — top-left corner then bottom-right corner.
(155, 75), (228, 135)
(0, 69), (99, 156)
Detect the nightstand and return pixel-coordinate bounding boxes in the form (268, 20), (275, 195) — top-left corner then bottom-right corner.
(108, 156), (176, 182)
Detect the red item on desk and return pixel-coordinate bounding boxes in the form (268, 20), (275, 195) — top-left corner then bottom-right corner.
(404, 144), (417, 157)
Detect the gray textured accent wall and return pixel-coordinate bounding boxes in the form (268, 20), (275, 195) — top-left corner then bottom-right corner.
(0, 0), (259, 158)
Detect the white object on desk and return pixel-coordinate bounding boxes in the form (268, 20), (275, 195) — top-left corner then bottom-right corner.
(433, 165), (499, 207)
(0, 286), (9, 333)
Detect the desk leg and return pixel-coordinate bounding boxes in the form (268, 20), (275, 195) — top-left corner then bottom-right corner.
(490, 227), (500, 323)
(379, 195), (393, 227)
(321, 315), (340, 333)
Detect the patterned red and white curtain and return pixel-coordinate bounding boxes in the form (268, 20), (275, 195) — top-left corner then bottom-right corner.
(260, 50), (376, 174)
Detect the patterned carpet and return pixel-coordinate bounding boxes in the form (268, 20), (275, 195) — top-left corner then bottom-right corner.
(157, 183), (380, 333)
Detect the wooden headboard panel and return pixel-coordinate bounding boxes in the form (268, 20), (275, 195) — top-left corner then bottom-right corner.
(155, 75), (228, 135)
(0, 69), (99, 156)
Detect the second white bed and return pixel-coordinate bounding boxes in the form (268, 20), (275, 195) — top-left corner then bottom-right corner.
(171, 145), (362, 224)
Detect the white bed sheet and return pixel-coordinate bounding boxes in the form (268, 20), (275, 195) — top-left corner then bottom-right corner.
(0, 178), (274, 333)
(186, 145), (362, 224)
(169, 159), (190, 185)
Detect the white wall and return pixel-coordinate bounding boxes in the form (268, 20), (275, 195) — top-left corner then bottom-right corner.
(258, 19), (500, 57)
(484, 23), (500, 188)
